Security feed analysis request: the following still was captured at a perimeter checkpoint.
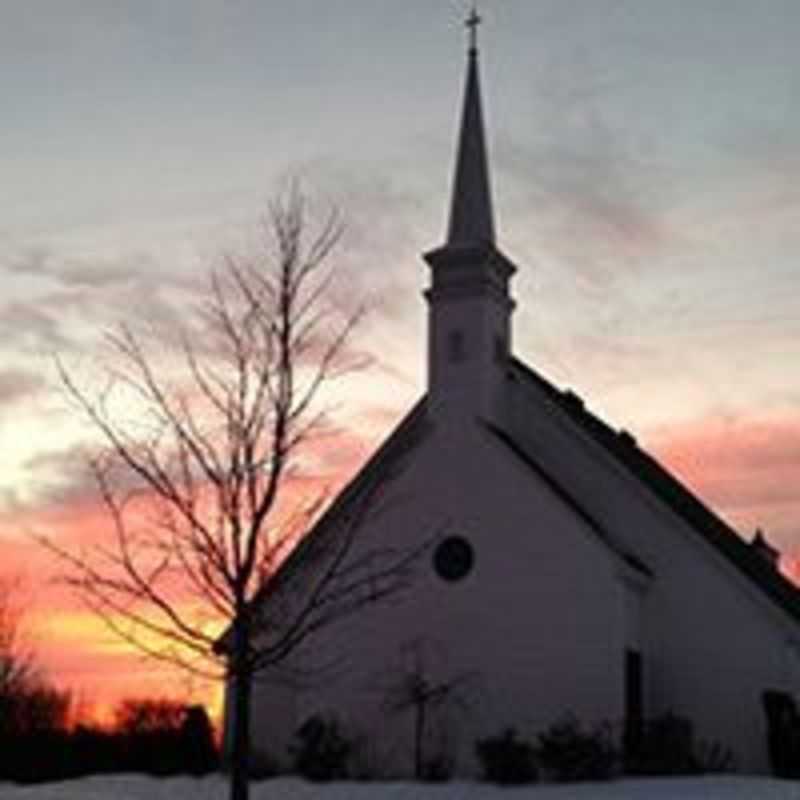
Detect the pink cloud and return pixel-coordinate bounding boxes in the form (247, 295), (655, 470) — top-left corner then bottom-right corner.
(2, 420), (380, 720)
(647, 413), (800, 571)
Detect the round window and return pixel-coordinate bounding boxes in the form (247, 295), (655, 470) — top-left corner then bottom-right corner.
(433, 536), (474, 582)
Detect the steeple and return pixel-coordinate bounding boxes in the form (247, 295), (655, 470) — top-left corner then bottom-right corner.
(423, 9), (518, 427)
(447, 8), (496, 247)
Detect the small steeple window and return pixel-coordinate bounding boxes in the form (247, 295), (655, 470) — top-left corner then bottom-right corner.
(494, 335), (507, 363)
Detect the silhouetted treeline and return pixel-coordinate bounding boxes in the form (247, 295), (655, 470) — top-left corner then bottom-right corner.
(113, 698), (219, 776)
(0, 695), (219, 783)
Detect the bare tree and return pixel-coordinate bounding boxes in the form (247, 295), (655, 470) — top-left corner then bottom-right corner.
(0, 576), (71, 742)
(0, 576), (36, 713)
(43, 187), (422, 800)
(381, 638), (477, 780)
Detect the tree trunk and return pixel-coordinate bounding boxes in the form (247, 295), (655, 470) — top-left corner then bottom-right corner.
(230, 619), (252, 800)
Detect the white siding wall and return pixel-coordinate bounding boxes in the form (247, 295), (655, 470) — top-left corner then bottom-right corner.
(509, 374), (800, 771)
(241, 373), (800, 776)
(248, 416), (626, 775)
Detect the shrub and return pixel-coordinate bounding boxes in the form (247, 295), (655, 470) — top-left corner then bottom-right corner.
(625, 712), (734, 776)
(180, 705), (219, 775)
(420, 752), (455, 782)
(113, 698), (218, 776)
(475, 727), (538, 784)
(693, 738), (736, 774)
(247, 747), (282, 780)
(289, 713), (353, 781)
(625, 712), (693, 775)
(0, 682), (73, 782)
(68, 724), (121, 777)
(536, 715), (617, 782)
(0, 696), (219, 783)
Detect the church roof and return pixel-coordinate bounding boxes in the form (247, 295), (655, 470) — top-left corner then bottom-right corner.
(236, 398), (432, 622)
(484, 420), (652, 578)
(237, 359), (800, 638)
(509, 357), (800, 625)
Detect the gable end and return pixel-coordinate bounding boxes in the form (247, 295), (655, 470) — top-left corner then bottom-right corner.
(485, 421), (652, 579)
(510, 357), (800, 625)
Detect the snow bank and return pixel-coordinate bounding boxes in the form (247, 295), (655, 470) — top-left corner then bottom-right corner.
(2, 775), (800, 800)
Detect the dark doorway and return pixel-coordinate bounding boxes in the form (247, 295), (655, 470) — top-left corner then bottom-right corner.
(624, 649), (643, 760)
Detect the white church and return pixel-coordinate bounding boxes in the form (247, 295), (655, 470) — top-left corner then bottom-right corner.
(228, 21), (800, 777)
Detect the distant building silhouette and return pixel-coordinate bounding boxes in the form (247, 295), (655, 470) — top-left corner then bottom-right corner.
(223, 16), (800, 778)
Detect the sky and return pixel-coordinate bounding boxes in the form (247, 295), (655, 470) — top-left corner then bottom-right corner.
(1, 0), (799, 720)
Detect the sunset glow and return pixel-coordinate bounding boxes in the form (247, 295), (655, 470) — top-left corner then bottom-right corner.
(2, 2), (799, 725)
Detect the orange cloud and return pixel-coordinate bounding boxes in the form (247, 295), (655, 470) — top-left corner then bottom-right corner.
(647, 412), (800, 575)
(1, 421), (377, 724)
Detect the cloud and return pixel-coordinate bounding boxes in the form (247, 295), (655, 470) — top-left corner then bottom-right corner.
(647, 413), (800, 552)
(5, 246), (50, 277)
(5, 402), (383, 713)
(0, 300), (71, 351)
(0, 238), (210, 360)
(0, 368), (45, 405)
(4, 243), (191, 292)
(22, 444), (99, 513)
(495, 74), (681, 288)
(18, 394), (383, 533)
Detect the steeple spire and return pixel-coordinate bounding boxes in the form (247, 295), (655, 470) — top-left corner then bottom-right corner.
(446, 5), (495, 247)
(423, 9), (517, 427)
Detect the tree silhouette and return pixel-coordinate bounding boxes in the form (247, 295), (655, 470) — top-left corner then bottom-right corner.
(0, 576), (39, 713)
(0, 577), (72, 781)
(42, 187), (422, 800)
(381, 638), (477, 779)
(112, 697), (218, 775)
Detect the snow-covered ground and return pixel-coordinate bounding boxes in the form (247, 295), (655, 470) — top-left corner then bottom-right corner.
(2, 775), (800, 800)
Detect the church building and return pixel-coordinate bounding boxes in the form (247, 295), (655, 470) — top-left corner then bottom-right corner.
(231, 19), (800, 777)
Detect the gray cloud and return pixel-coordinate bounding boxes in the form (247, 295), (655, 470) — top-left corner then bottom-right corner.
(23, 445), (95, 508)
(496, 104), (678, 289)
(0, 300), (71, 351)
(0, 368), (45, 406)
(3, 243), (190, 290)
(5, 246), (50, 277)
(0, 237), (212, 361)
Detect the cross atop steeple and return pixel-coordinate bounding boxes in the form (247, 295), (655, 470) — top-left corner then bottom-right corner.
(466, 5), (481, 53)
